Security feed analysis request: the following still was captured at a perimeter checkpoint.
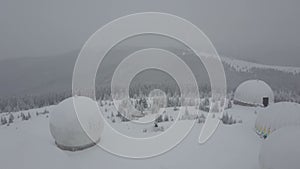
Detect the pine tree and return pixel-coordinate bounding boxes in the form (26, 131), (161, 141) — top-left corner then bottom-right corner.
(221, 113), (229, 124)
(227, 100), (232, 109)
(99, 100), (103, 107)
(43, 109), (49, 114)
(116, 111), (122, 117)
(8, 113), (14, 123)
(229, 116), (233, 125)
(121, 116), (129, 122)
(164, 115), (169, 122)
(198, 113), (206, 123)
(21, 112), (26, 120)
(155, 115), (163, 123)
(27, 113), (31, 119)
(199, 97), (210, 111)
(1, 117), (7, 125)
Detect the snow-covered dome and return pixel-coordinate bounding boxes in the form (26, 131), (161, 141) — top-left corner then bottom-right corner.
(234, 80), (274, 107)
(255, 102), (300, 138)
(259, 126), (300, 169)
(50, 96), (104, 151)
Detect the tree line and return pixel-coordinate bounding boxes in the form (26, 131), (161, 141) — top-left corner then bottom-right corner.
(0, 84), (299, 113)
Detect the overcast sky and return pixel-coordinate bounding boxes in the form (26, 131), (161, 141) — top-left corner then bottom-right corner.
(0, 0), (299, 66)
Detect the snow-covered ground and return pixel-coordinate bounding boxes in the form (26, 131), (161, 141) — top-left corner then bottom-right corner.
(0, 104), (263, 169)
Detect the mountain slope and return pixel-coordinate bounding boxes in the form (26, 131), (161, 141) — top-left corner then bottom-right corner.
(222, 56), (300, 75)
(0, 51), (299, 97)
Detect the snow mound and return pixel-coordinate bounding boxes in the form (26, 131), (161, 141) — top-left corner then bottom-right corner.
(255, 102), (300, 137)
(234, 80), (274, 107)
(49, 96), (104, 151)
(259, 126), (300, 169)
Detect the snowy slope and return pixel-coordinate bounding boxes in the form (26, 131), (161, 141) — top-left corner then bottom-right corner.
(0, 104), (262, 169)
(222, 56), (300, 75)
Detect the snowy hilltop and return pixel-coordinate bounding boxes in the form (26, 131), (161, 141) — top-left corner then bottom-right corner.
(221, 56), (300, 75)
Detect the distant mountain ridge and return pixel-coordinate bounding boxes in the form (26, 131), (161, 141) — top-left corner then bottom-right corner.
(221, 56), (300, 75)
(0, 50), (299, 97)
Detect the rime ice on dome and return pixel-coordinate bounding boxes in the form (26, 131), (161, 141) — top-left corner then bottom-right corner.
(255, 102), (300, 138)
(234, 80), (274, 107)
(49, 96), (104, 151)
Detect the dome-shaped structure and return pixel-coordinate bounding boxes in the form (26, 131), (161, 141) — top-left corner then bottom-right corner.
(50, 96), (104, 151)
(234, 80), (274, 107)
(255, 102), (300, 138)
(259, 126), (300, 169)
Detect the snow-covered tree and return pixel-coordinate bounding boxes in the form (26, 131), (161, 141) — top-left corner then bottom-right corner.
(227, 100), (232, 109)
(198, 114), (206, 123)
(1, 117), (7, 125)
(199, 97), (210, 112)
(164, 115), (169, 122)
(221, 112), (236, 125)
(116, 111), (122, 117)
(27, 113), (31, 119)
(8, 113), (14, 124)
(121, 116), (130, 122)
(155, 115), (163, 123)
(21, 112), (26, 120)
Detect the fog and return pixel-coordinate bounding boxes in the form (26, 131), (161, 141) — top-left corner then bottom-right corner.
(0, 0), (300, 66)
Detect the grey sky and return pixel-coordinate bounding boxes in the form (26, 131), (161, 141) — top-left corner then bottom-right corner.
(0, 0), (299, 66)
